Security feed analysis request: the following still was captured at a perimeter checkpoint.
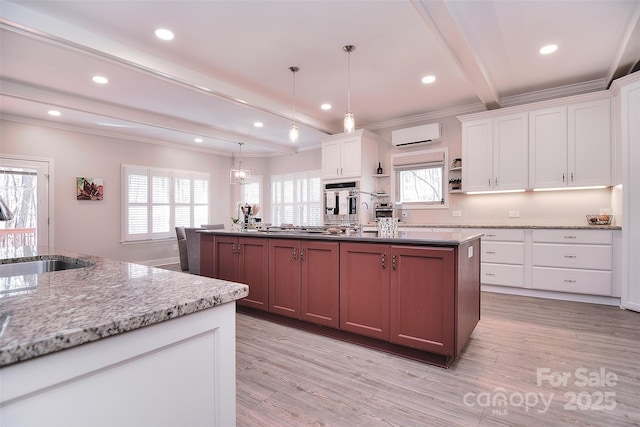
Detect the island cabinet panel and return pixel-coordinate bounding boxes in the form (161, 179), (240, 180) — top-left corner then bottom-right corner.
(340, 243), (391, 341)
(390, 246), (455, 355)
(300, 241), (340, 328)
(269, 240), (340, 327)
(201, 234), (269, 311)
(269, 239), (302, 318)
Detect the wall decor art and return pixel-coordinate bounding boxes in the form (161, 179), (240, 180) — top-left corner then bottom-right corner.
(77, 177), (104, 200)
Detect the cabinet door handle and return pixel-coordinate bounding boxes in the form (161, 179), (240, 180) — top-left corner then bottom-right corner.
(562, 173), (565, 182)
(485, 251), (496, 255)
(237, 244), (241, 255)
(488, 178), (491, 186)
(340, 168), (343, 175)
(300, 248), (305, 261)
(485, 234), (496, 237)
(336, 167), (339, 175)
(485, 272), (496, 276)
(564, 235), (577, 239)
(392, 255), (397, 270)
(495, 177), (498, 187)
(564, 279), (576, 283)
(232, 243), (236, 254)
(381, 253), (386, 269)
(564, 255), (577, 259)
(293, 247), (297, 261)
(571, 172), (574, 182)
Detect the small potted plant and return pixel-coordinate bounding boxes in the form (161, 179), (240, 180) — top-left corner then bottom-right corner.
(449, 177), (462, 190)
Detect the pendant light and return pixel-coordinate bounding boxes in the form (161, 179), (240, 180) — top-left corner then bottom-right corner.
(288, 66), (300, 144)
(229, 143), (251, 185)
(343, 45), (356, 133)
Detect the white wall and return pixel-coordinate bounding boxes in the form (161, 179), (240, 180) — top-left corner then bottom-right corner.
(0, 120), (231, 263)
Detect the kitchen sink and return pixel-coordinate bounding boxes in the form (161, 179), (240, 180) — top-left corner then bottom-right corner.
(0, 258), (91, 278)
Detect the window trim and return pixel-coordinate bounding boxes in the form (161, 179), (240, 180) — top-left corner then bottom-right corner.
(391, 147), (449, 210)
(121, 164), (210, 242)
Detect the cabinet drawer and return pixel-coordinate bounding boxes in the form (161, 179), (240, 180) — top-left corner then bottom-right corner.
(532, 229), (612, 245)
(481, 242), (524, 264)
(532, 244), (612, 270)
(481, 263), (525, 287)
(478, 228), (525, 242)
(532, 267), (612, 296)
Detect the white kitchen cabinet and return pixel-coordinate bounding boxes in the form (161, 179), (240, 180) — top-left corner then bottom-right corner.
(528, 106), (568, 188)
(321, 129), (378, 180)
(461, 112), (528, 192)
(529, 97), (611, 189)
(568, 99), (611, 187)
(531, 229), (614, 296)
(469, 228), (526, 288)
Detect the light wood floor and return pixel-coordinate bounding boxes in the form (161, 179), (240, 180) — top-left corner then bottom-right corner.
(236, 292), (640, 426)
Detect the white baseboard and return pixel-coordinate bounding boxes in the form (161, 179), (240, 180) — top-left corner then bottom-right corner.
(482, 284), (622, 307)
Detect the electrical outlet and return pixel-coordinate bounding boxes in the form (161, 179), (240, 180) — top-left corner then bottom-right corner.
(452, 211), (462, 217)
(172, 244), (178, 251)
(401, 212), (408, 218)
(509, 211), (520, 218)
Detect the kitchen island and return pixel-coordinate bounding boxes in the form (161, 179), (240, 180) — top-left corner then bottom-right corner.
(200, 229), (482, 368)
(0, 246), (247, 426)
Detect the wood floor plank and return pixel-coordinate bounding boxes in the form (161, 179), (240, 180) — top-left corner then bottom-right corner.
(237, 291), (640, 426)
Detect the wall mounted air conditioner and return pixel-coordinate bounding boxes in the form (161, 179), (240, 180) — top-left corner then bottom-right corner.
(391, 123), (441, 147)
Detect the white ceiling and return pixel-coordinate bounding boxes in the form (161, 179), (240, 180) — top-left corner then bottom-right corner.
(1, 0), (639, 157)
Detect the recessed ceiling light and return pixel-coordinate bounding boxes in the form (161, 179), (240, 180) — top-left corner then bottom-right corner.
(48, 110), (61, 117)
(92, 75), (108, 84)
(194, 138), (203, 143)
(421, 75), (436, 84)
(321, 103), (332, 111)
(254, 122), (263, 128)
(539, 44), (558, 55)
(155, 28), (174, 41)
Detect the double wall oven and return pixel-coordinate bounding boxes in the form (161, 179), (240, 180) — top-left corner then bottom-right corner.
(323, 181), (359, 225)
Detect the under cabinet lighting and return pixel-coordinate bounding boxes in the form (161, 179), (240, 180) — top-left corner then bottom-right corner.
(533, 186), (607, 192)
(466, 189), (526, 195)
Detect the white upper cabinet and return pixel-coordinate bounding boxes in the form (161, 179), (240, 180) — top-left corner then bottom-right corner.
(528, 106), (568, 188)
(529, 97), (611, 189)
(462, 112), (528, 192)
(568, 99), (611, 187)
(321, 130), (378, 180)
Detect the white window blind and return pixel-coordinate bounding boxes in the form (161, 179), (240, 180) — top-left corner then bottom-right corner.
(392, 148), (448, 207)
(242, 175), (262, 209)
(271, 171), (321, 226)
(122, 165), (210, 242)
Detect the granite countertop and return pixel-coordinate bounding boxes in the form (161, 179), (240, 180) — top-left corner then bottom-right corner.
(363, 223), (622, 230)
(200, 229), (483, 246)
(0, 246), (248, 367)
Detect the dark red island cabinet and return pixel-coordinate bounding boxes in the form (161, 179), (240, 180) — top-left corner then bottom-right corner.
(201, 234), (269, 311)
(340, 242), (467, 358)
(269, 239), (340, 328)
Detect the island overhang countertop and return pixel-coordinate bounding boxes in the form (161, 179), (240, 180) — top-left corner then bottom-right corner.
(0, 246), (248, 367)
(199, 228), (484, 246)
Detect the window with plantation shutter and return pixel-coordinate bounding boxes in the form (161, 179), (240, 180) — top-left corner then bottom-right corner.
(122, 165), (210, 242)
(271, 171), (321, 226)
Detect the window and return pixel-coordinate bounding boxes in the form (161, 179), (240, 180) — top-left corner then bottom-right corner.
(242, 175), (262, 209)
(271, 171), (322, 226)
(392, 148), (448, 208)
(122, 165), (209, 242)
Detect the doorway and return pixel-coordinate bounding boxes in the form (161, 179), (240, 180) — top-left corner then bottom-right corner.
(0, 156), (51, 248)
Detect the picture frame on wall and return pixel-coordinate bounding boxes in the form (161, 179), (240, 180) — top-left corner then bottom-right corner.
(77, 177), (104, 200)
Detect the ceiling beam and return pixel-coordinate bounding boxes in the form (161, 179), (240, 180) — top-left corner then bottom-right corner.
(411, 0), (501, 110)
